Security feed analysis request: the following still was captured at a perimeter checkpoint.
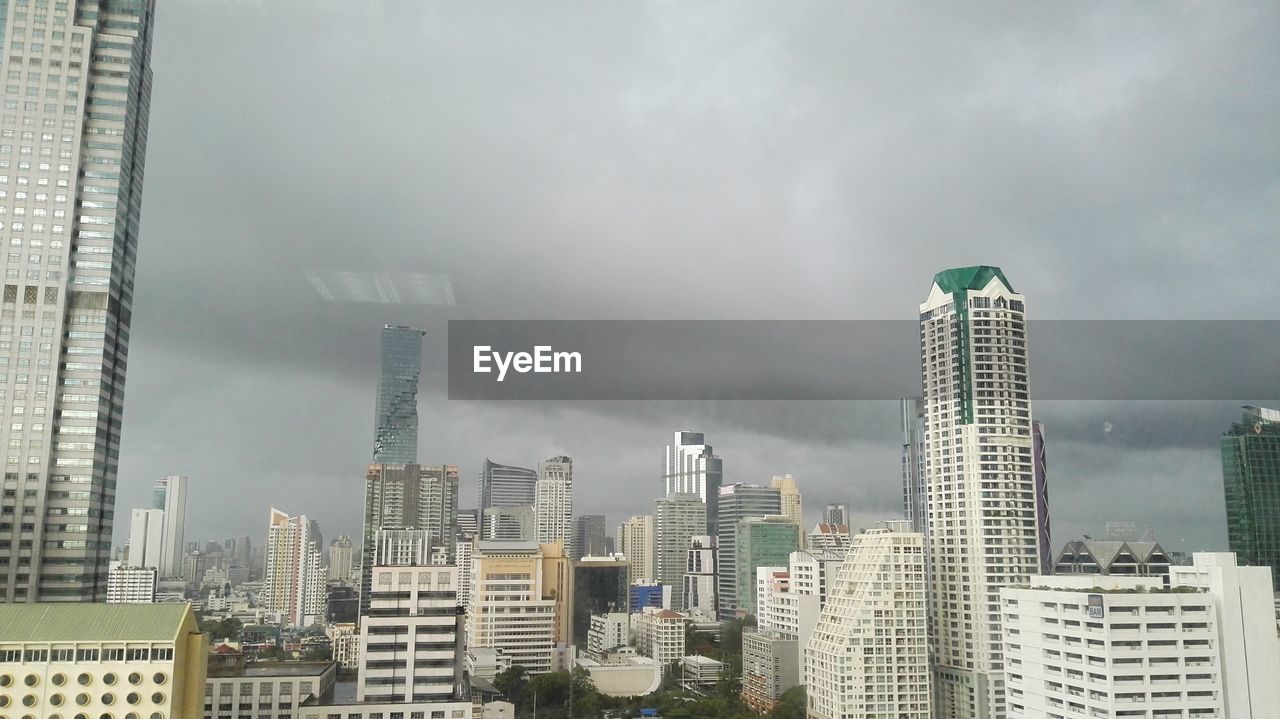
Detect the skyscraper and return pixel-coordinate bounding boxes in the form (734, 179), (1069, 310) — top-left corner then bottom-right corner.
(1221, 405), (1280, 590)
(572, 514), (607, 559)
(900, 396), (927, 535)
(534, 455), (573, 548)
(373, 324), (425, 464)
(616, 514), (654, 583)
(263, 508), (327, 627)
(820, 503), (849, 528)
(0, 0), (157, 604)
(921, 265), (1038, 718)
(152, 475), (187, 579)
(126, 508), (163, 570)
(662, 431), (723, 534)
(716, 483), (781, 619)
(328, 534), (355, 584)
(734, 516), (800, 616)
(360, 463), (459, 613)
(654, 493), (705, 610)
(683, 534), (717, 617)
(478, 458), (538, 539)
(770, 474), (803, 535)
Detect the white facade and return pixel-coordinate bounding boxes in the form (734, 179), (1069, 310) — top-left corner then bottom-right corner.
(153, 475), (188, 580)
(805, 520), (928, 719)
(683, 534), (717, 617)
(106, 561), (156, 603)
(921, 267), (1037, 718)
(328, 623), (359, 670)
(630, 607), (686, 667)
(807, 523), (852, 553)
(588, 612), (630, 656)
(755, 566), (790, 631)
(661, 430), (723, 511)
(262, 508), (326, 627)
(534, 456), (573, 548)
(454, 535), (474, 608)
(465, 542), (565, 675)
(617, 514), (655, 583)
(127, 507), (165, 570)
(357, 565), (461, 703)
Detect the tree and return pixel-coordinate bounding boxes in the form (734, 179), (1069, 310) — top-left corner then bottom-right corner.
(769, 686), (805, 719)
(301, 647), (331, 661)
(493, 665), (529, 707)
(200, 616), (243, 643)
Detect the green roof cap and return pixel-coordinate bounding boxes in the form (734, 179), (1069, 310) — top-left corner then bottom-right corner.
(933, 266), (1014, 294)
(0, 603), (194, 643)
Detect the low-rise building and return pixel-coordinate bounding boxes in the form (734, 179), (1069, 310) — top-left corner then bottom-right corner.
(587, 612), (630, 658)
(204, 652), (336, 719)
(742, 629), (799, 712)
(680, 654), (723, 693)
(107, 562), (159, 603)
(630, 607), (686, 667)
(327, 623), (359, 671)
(299, 700), (473, 719)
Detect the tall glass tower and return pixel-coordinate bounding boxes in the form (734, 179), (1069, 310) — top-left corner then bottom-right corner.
(373, 324), (425, 464)
(1222, 405), (1280, 591)
(0, 0), (156, 603)
(662, 430), (723, 535)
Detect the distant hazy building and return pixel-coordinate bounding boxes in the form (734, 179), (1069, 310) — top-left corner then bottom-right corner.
(735, 516), (801, 616)
(478, 459), (538, 539)
(1222, 405), (1280, 590)
(820, 504), (849, 528)
(806, 524), (852, 553)
(655, 493), (705, 610)
(106, 562), (157, 603)
(263, 508), (326, 627)
(683, 535), (718, 617)
(361, 463), (460, 613)
(572, 557), (630, 648)
(617, 514), (655, 583)
(483, 504), (535, 542)
(456, 508), (479, 538)
(805, 520), (927, 719)
(328, 535), (355, 584)
(770, 475), (803, 545)
(153, 475), (189, 579)
(743, 629), (800, 713)
(128, 507), (166, 570)
(466, 541), (570, 675)
(716, 483), (782, 619)
(373, 324), (425, 464)
(1053, 537), (1172, 578)
(357, 565), (462, 703)
(535, 456), (574, 549)
(573, 514), (608, 560)
(662, 431), (724, 534)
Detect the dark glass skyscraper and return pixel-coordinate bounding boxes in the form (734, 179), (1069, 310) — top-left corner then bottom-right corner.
(1222, 406), (1280, 590)
(373, 325), (425, 464)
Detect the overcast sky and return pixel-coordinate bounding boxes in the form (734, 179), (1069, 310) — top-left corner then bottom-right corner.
(113, 1), (1280, 557)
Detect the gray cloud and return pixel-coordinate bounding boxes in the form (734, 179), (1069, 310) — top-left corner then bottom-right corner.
(114, 1), (1278, 556)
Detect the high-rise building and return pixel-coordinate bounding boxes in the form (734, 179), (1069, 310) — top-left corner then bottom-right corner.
(716, 483), (781, 619)
(572, 514), (608, 560)
(465, 541), (571, 675)
(900, 396), (927, 536)
(571, 556), (629, 648)
(482, 504), (535, 542)
(654, 493), (705, 610)
(921, 265), (1039, 718)
(1221, 405), (1280, 590)
(478, 459), (538, 539)
(373, 324), (425, 464)
(106, 561), (157, 603)
(263, 508), (327, 627)
(356, 564), (463, 703)
(662, 431), (723, 534)
(328, 535), (355, 584)
(804, 520), (928, 719)
(820, 504), (849, 528)
(153, 475), (188, 579)
(616, 514), (655, 583)
(771, 474), (803, 546)
(127, 507), (164, 569)
(1032, 420), (1051, 575)
(0, 0), (158, 604)
(456, 508), (479, 538)
(683, 535), (717, 618)
(734, 516), (800, 616)
(535, 456), (573, 548)
(360, 463), (460, 614)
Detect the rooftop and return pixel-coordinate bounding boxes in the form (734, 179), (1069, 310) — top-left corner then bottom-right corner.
(0, 603), (194, 643)
(240, 661), (335, 678)
(933, 265), (1014, 294)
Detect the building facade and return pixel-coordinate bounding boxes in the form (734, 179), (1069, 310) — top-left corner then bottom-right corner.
(683, 534), (717, 618)
(661, 431), (723, 534)
(820, 504), (849, 528)
(327, 534), (354, 584)
(900, 396), (927, 536)
(654, 493), (704, 610)
(572, 514), (607, 560)
(361, 463), (460, 613)
(1053, 537), (1172, 578)
(735, 516), (801, 617)
(534, 456), (573, 549)
(630, 607), (685, 667)
(204, 655), (335, 719)
(571, 556), (629, 649)
(616, 514), (654, 583)
(587, 612), (630, 656)
(152, 475), (188, 580)
(743, 629), (800, 713)
(477, 459), (537, 539)
(262, 508), (326, 628)
(770, 474), (803, 544)
(716, 483), (781, 619)
(806, 523), (851, 553)
(465, 541), (570, 675)
(804, 521), (928, 719)
(1221, 405), (1280, 590)
(357, 565), (462, 703)
(128, 507), (165, 570)
(106, 561), (156, 603)
(921, 266), (1039, 718)
(373, 324), (425, 464)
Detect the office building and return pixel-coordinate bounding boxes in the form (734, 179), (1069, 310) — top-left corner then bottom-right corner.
(1221, 405), (1280, 589)
(1053, 536), (1172, 578)
(572, 514), (608, 560)
(806, 523), (851, 552)
(616, 514), (655, 583)
(204, 651), (335, 719)
(465, 541), (570, 675)
(0, 0), (158, 603)
(1003, 554), (1280, 719)
(735, 516), (801, 616)
(262, 508), (326, 627)
(820, 504), (849, 528)
(661, 431), (723, 534)
(770, 474), (803, 544)
(357, 565), (462, 703)
(572, 556), (629, 648)
(743, 629), (800, 713)
(106, 561), (156, 603)
(629, 582), (672, 610)
(0, 603), (206, 716)
(373, 324), (425, 464)
(683, 534), (717, 617)
(534, 456), (573, 549)
(588, 612), (630, 656)
(921, 266), (1039, 717)
(654, 493), (705, 610)
(630, 607), (686, 667)
(456, 508), (479, 538)
(361, 463), (460, 613)
(482, 505), (535, 542)
(152, 475), (188, 580)
(716, 482), (781, 619)
(128, 507), (165, 570)
(327, 534), (354, 584)
(901, 396), (927, 536)
(477, 459), (538, 539)
(805, 520), (928, 719)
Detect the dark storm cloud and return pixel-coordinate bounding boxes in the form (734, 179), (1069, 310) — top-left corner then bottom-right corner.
(114, 1), (1279, 555)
